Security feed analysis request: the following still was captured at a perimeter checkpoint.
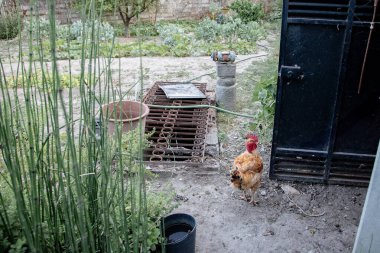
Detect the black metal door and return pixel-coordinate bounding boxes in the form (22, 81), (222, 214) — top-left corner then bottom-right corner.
(270, 0), (380, 185)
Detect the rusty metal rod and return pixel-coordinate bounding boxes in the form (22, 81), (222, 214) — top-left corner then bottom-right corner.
(147, 117), (206, 122)
(144, 82), (211, 163)
(148, 112), (208, 116)
(145, 126), (201, 132)
(146, 121), (205, 126)
(148, 136), (204, 141)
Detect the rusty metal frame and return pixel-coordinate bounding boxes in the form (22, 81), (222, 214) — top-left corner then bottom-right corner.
(143, 82), (211, 164)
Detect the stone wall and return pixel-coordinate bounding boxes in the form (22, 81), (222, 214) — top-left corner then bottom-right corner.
(19, 0), (77, 23)
(18, 0), (237, 24)
(17, 0), (274, 25)
(152, 0), (234, 21)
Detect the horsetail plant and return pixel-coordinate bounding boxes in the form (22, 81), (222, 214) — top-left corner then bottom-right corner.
(0, 0), (168, 252)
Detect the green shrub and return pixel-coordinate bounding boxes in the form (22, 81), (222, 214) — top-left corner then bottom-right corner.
(237, 21), (266, 41)
(24, 17), (76, 41)
(251, 75), (276, 141)
(230, 0), (264, 23)
(195, 16), (265, 47)
(129, 22), (158, 37)
(157, 23), (186, 46)
(56, 24), (73, 40)
(24, 18), (115, 42)
(6, 71), (81, 89)
(195, 18), (220, 42)
(24, 17), (51, 38)
(250, 58), (278, 141)
(157, 20), (198, 33)
(111, 23), (126, 37)
(156, 23), (192, 56)
(70, 20), (115, 41)
(0, 13), (20, 40)
(125, 186), (177, 252)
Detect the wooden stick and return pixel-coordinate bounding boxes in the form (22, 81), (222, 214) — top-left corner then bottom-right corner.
(285, 194), (326, 217)
(358, 0), (379, 94)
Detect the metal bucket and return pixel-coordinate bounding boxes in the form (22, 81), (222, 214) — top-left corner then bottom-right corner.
(102, 100), (149, 134)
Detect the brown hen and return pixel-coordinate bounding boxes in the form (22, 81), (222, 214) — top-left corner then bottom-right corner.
(230, 133), (263, 204)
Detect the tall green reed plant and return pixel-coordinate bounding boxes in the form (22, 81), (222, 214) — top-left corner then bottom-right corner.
(0, 0), (159, 252)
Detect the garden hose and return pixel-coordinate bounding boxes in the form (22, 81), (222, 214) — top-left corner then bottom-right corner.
(144, 54), (269, 119)
(146, 104), (255, 118)
(118, 54), (268, 118)
(181, 53), (268, 83)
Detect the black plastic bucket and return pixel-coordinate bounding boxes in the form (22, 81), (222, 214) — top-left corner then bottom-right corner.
(163, 213), (196, 253)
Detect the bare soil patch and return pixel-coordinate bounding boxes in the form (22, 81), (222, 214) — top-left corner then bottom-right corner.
(150, 130), (366, 253)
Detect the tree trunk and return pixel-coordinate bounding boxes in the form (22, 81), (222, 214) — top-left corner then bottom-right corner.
(118, 7), (132, 37)
(124, 19), (131, 38)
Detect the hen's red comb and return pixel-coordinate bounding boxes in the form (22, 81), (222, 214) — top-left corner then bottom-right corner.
(245, 133), (258, 142)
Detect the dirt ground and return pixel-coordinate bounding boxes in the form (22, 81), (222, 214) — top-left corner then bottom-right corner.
(0, 35), (368, 253)
(150, 132), (366, 253)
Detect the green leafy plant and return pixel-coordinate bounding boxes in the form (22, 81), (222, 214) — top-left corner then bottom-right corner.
(209, 1), (221, 18)
(251, 75), (277, 141)
(0, 129), (176, 252)
(237, 21), (265, 41)
(24, 17), (81, 42)
(70, 20), (115, 41)
(230, 0), (264, 23)
(195, 17), (265, 53)
(24, 17), (51, 38)
(157, 23), (186, 47)
(156, 23), (191, 56)
(0, 12), (20, 40)
(248, 56), (278, 142)
(124, 186), (177, 252)
(195, 18), (220, 42)
(0, 1), (176, 252)
(56, 24), (72, 40)
(5, 71), (81, 89)
(129, 22), (158, 37)
(2, 17), (266, 61)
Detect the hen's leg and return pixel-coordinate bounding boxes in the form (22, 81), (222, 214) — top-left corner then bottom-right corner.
(237, 190), (249, 201)
(231, 189), (242, 199)
(248, 189), (259, 205)
(231, 190), (248, 201)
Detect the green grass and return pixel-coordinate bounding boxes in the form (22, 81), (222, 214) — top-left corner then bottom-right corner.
(0, 2), (175, 252)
